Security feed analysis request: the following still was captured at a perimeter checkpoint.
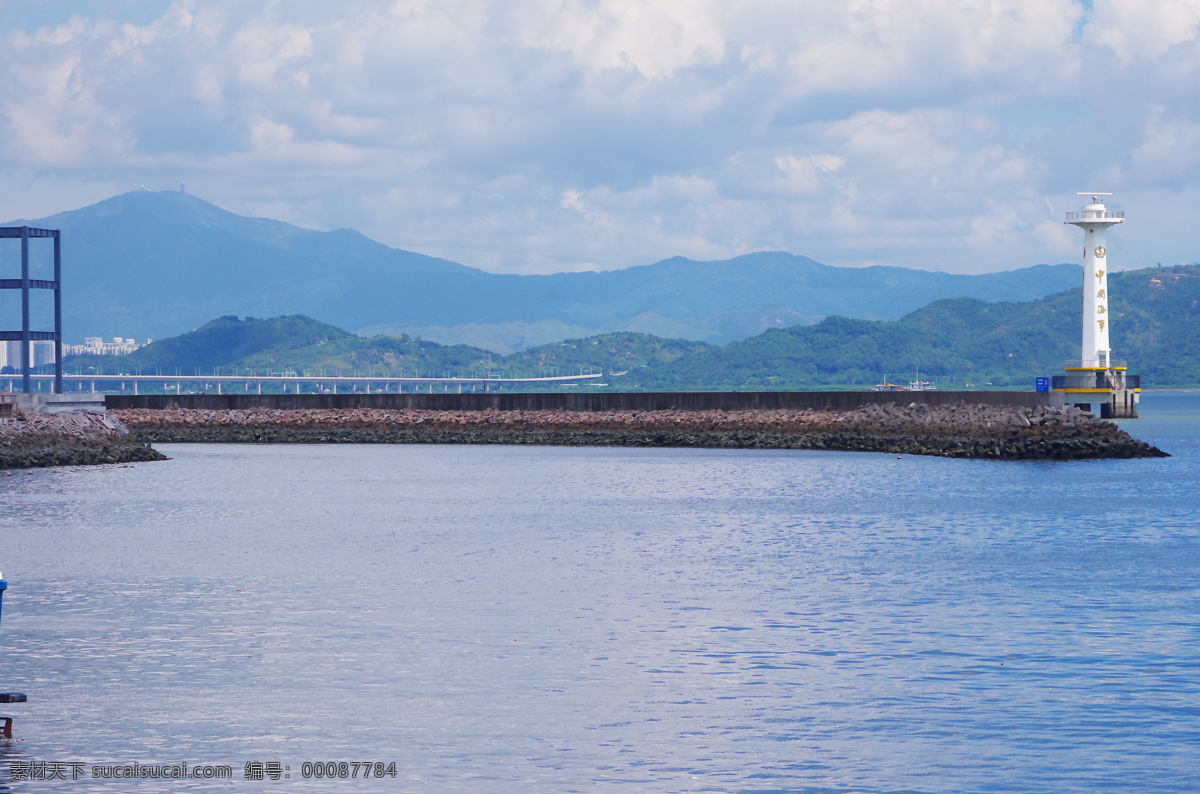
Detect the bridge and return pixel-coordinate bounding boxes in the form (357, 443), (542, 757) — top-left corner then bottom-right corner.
(4, 371), (605, 395)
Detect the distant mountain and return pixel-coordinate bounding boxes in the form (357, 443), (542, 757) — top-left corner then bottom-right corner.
(59, 265), (1200, 389)
(11, 190), (1082, 348)
(8, 190), (480, 345)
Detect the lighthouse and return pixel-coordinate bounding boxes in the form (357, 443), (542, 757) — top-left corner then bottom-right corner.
(1052, 193), (1141, 418)
(1068, 193), (1122, 367)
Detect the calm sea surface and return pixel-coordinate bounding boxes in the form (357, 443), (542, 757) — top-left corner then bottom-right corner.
(1, 393), (1198, 792)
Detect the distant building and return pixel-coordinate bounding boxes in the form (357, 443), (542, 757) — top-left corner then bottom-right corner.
(62, 336), (151, 357)
(0, 340), (56, 370)
(2, 337), (151, 370)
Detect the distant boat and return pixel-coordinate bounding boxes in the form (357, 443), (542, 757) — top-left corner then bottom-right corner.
(908, 368), (936, 391)
(869, 372), (937, 392)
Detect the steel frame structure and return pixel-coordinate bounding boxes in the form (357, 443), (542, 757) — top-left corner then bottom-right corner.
(0, 226), (62, 393)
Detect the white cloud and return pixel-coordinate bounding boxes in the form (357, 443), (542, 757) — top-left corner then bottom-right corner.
(1086, 0), (1200, 63)
(785, 0), (1082, 97)
(248, 116), (295, 150)
(2, 24), (136, 164)
(230, 25), (314, 89)
(0, 0), (1196, 279)
(774, 153), (845, 196)
(1034, 218), (1077, 259)
(517, 0), (727, 79)
(1129, 106), (1200, 182)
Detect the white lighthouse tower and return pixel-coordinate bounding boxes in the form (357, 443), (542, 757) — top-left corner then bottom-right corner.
(1054, 193), (1140, 418)
(1067, 193), (1122, 367)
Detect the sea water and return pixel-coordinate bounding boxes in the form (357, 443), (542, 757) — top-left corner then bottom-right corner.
(0, 393), (1197, 792)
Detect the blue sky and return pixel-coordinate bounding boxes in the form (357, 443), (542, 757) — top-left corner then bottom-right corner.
(2, 0), (1198, 275)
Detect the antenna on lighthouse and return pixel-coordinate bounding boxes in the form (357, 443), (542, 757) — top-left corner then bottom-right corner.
(1077, 191), (1112, 203)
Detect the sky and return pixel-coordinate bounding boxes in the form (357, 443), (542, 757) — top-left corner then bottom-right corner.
(2, 0), (1199, 276)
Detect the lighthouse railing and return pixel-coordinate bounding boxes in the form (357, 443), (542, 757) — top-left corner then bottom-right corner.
(1065, 210), (1124, 221)
(1062, 359), (1127, 370)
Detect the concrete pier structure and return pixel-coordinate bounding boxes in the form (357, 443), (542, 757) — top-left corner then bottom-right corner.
(105, 390), (1064, 412)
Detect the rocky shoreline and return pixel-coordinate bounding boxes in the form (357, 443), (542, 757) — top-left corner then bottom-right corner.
(0, 409), (167, 470)
(113, 402), (1168, 460)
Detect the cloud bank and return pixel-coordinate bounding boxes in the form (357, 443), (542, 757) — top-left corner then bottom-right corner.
(2, 0), (1199, 274)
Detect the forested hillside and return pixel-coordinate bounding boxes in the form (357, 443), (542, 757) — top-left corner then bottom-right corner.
(54, 265), (1200, 389)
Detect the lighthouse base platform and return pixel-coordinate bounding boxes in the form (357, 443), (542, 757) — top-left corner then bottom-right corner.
(1096, 389), (1139, 419)
(1052, 365), (1141, 419)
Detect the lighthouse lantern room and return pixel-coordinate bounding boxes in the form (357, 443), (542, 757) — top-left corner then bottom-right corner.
(1051, 193), (1141, 418)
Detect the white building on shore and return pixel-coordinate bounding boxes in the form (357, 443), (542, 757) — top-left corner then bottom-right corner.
(62, 337), (151, 357)
(0, 340), (56, 371)
(1, 337), (151, 372)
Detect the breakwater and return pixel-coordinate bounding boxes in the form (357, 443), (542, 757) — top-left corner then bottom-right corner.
(114, 402), (1167, 460)
(105, 390), (1059, 412)
(0, 409), (167, 469)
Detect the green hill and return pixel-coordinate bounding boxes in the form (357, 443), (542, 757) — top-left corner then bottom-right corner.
(625, 265), (1200, 389)
(65, 315), (503, 377)
(96, 315), (355, 372)
(503, 333), (714, 375)
(57, 265), (1200, 389)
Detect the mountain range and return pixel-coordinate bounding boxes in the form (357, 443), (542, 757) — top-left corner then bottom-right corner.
(6, 190), (1082, 351)
(56, 264), (1200, 389)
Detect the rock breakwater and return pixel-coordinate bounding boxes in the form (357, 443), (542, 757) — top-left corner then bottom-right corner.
(114, 402), (1167, 460)
(0, 409), (167, 469)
